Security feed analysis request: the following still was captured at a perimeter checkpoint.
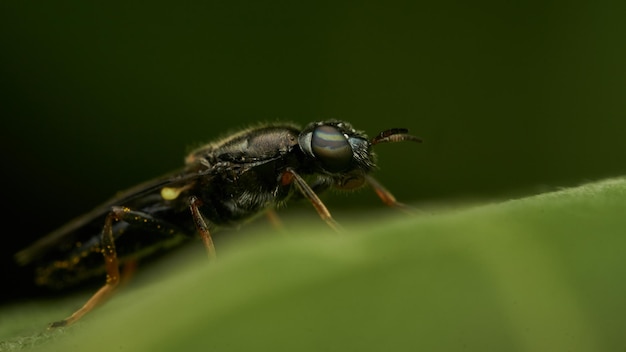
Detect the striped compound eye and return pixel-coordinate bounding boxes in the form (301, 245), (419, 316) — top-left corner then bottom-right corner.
(311, 125), (353, 172)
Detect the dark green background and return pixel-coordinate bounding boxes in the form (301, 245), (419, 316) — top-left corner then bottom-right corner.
(1, 1), (625, 299)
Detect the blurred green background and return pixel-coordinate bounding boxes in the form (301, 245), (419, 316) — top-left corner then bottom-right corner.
(1, 1), (625, 299)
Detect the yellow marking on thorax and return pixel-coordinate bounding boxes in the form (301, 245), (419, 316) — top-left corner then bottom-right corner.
(161, 184), (192, 200)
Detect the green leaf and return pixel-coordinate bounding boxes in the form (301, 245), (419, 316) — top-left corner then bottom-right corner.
(4, 177), (626, 351)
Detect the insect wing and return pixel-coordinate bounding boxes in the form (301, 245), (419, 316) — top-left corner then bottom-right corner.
(15, 168), (212, 265)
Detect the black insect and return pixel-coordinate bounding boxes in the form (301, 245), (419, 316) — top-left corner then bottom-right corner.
(15, 120), (421, 327)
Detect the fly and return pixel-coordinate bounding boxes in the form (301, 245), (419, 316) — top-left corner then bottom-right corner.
(15, 119), (421, 328)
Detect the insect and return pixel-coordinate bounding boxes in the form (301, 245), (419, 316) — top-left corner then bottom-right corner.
(15, 120), (421, 328)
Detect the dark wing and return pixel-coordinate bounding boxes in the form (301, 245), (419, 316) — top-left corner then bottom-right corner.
(15, 168), (213, 265)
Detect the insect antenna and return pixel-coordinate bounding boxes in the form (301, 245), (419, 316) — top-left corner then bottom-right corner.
(371, 128), (423, 145)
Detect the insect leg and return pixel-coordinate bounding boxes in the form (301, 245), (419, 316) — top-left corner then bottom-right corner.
(282, 168), (342, 232)
(265, 208), (285, 230)
(189, 196), (217, 259)
(364, 175), (413, 212)
(49, 206), (187, 328)
(49, 209), (122, 328)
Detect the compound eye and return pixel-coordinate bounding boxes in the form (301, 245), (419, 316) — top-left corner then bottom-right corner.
(311, 125), (353, 172)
